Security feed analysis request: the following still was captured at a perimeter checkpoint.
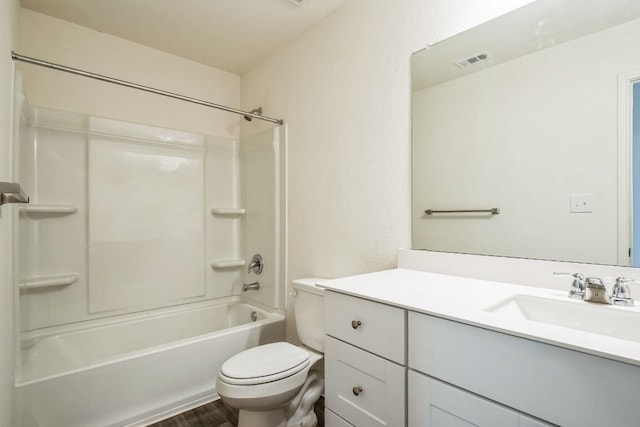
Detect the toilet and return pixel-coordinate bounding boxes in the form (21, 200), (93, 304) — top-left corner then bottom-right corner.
(216, 278), (325, 427)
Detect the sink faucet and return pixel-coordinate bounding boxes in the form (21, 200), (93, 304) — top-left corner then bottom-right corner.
(583, 277), (611, 304)
(554, 273), (637, 306)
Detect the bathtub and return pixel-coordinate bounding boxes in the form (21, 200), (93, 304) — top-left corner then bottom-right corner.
(13, 297), (285, 427)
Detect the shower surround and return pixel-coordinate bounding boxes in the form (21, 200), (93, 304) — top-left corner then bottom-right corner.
(13, 104), (286, 426)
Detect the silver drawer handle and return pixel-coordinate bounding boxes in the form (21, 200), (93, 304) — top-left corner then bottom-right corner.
(352, 386), (363, 396)
(351, 320), (362, 329)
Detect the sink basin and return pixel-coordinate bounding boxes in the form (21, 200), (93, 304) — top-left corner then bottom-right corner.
(484, 294), (640, 343)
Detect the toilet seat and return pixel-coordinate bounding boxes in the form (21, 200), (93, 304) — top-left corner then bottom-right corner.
(219, 342), (310, 386)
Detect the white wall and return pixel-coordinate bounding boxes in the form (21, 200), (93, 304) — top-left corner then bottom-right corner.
(0, 0), (20, 424)
(18, 9), (240, 139)
(241, 0), (533, 339)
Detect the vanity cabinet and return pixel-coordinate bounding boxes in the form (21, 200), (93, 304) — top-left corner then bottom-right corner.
(321, 267), (640, 427)
(323, 281), (640, 427)
(408, 311), (640, 427)
(408, 372), (549, 427)
(324, 291), (406, 427)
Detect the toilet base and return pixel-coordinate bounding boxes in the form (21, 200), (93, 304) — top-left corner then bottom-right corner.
(236, 370), (324, 427)
(238, 407), (287, 427)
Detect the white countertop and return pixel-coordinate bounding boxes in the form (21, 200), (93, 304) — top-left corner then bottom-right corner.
(319, 268), (640, 367)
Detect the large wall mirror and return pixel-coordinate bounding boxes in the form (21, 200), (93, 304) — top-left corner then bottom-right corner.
(412, 0), (640, 267)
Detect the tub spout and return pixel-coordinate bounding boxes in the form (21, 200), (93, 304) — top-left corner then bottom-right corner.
(242, 282), (260, 292)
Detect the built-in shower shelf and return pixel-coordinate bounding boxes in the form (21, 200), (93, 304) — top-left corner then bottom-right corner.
(211, 259), (246, 269)
(19, 273), (79, 290)
(210, 208), (245, 216)
(20, 204), (78, 215)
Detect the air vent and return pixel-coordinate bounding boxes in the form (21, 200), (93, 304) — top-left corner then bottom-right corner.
(455, 51), (491, 69)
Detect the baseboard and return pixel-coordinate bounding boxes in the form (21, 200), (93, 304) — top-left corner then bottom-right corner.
(121, 393), (220, 427)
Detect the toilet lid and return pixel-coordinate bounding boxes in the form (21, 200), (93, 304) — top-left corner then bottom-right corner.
(220, 342), (310, 385)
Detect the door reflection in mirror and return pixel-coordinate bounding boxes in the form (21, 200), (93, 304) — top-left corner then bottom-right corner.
(633, 81), (640, 266)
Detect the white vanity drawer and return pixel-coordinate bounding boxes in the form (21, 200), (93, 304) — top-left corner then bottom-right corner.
(325, 291), (405, 364)
(325, 336), (405, 427)
(325, 408), (354, 427)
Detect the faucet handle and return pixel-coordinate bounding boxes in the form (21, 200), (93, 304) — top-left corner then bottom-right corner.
(615, 277), (640, 286)
(553, 272), (585, 280)
(611, 277), (638, 306)
(553, 272), (585, 299)
(247, 254), (263, 274)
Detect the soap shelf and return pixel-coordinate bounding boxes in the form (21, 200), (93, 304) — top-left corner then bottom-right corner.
(20, 204), (78, 215)
(211, 259), (246, 269)
(210, 208), (245, 216)
(19, 273), (79, 291)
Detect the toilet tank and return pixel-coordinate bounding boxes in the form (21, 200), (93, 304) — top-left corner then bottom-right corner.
(292, 278), (326, 353)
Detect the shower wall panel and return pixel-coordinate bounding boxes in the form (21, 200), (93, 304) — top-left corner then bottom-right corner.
(205, 136), (244, 300)
(18, 107), (242, 331)
(88, 135), (205, 313)
(241, 127), (285, 310)
(18, 112), (89, 331)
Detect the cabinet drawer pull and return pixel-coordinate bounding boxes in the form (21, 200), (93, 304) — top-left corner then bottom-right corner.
(352, 386), (363, 396)
(351, 320), (362, 329)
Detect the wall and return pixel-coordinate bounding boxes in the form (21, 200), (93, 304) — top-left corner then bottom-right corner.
(0, 0), (19, 424)
(241, 0), (533, 339)
(413, 18), (640, 265)
(18, 9), (240, 139)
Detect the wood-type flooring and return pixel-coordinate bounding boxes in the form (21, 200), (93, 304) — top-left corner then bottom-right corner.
(149, 397), (324, 427)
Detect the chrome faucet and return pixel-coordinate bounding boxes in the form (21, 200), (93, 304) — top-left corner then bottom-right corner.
(554, 272), (637, 306)
(553, 272), (585, 299)
(611, 277), (639, 306)
(242, 282), (260, 292)
(247, 254), (263, 274)
(583, 277), (611, 304)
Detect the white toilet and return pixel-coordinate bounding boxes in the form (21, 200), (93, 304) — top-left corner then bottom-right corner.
(216, 278), (325, 427)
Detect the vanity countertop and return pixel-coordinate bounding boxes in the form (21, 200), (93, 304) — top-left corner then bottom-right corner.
(319, 268), (640, 367)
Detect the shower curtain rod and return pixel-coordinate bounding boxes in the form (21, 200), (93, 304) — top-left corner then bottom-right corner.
(11, 51), (284, 125)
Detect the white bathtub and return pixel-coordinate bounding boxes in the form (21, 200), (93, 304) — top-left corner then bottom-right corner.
(14, 297), (285, 427)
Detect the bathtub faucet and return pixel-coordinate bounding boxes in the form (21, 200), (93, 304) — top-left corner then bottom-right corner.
(242, 282), (260, 292)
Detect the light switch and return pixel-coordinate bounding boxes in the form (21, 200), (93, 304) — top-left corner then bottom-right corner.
(570, 194), (593, 213)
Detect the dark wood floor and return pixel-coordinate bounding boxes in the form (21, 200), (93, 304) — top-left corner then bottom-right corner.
(148, 399), (238, 427)
(149, 397), (324, 427)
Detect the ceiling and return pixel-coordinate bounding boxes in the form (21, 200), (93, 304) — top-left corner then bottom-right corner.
(20, 0), (350, 74)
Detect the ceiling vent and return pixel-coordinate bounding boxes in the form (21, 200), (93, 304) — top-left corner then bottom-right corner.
(455, 51), (491, 69)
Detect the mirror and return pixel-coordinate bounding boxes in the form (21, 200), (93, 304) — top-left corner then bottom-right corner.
(411, 0), (640, 266)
